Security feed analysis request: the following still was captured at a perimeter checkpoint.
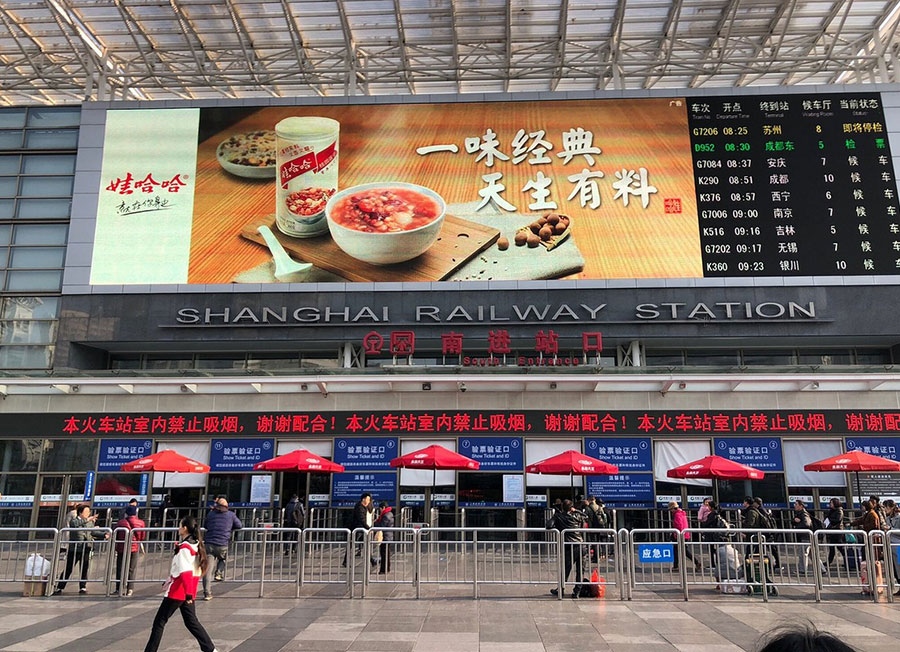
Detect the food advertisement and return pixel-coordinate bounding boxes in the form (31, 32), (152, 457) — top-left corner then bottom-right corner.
(90, 98), (700, 285)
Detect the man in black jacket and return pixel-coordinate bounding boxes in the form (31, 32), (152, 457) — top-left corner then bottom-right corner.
(547, 499), (589, 598)
(343, 493), (372, 567)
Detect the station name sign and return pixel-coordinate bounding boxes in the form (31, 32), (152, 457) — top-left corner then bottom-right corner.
(172, 299), (818, 326)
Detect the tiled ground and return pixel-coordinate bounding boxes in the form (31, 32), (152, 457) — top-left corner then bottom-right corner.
(0, 584), (896, 652)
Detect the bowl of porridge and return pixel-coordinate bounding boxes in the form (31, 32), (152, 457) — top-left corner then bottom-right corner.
(216, 130), (277, 178)
(325, 182), (445, 264)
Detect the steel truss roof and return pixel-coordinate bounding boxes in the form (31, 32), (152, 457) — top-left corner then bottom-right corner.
(2, 0), (900, 104)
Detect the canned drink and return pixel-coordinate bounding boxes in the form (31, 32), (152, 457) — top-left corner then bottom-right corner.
(274, 117), (339, 238)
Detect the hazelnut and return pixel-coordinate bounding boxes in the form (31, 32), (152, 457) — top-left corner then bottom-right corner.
(529, 221), (542, 233)
(552, 222), (567, 235)
(547, 214), (560, 225)
(526, 233), (540, 248)
(514, 231), (528, 246)
(537, 216), (548, 226)
(539, 225), (553, 241)
(497, 236), (509, 251)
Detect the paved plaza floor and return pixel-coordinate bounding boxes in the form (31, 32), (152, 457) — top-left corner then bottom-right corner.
(0, 583), (896, 652)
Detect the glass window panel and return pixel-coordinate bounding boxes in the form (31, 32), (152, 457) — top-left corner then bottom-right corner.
(0, 439), (42, 472)
(458, 472), (505, 505)
(15, 198), (71, 219)
(144, 354), (193, 370)
(0, 108), (26, 129)
(6, 270), (63, 292)
(741, 349), (797, 366)
(0, 178), (15, 198)
(95, 474), (144, 502)
(195, 355), (244, 369)
(208, 474), (260, 505)
(21, 154), (75, 175)
(684, 349), (740, 366)
(0, 321), (57, 345)
(23, 130), (78, 150)
(0, 131), (23, 149)
(0, 200), (13, 219)
(796, 350), (853, 366)
(246, 354), (299, 370)
(0, 248), (9, 266)
(300, 356), (340, 369)
(41, 439), (98, 472)
(26, 108), (80, 128)
(855, 349), (892, 365)
(109, 355), (141, 370)
(2, 297), (59, 320)
(644, 350), (685, 367)
(19, 176), (73, 197)
(0, 345), (53, 369)
(13, 224), (68, 245)
(0, 226), (10, 245)
(9, 247), (66, 269)
(0, 156), (19, 175)
(716, 474), (786, 508)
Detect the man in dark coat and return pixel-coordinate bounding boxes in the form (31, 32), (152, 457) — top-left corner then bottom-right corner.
(547, 499), (589, 598)
(283, 494), (305, 555)
(343, 493), (371, 567)
(375, 502), (394, 574)
(201, 497), (243, 600)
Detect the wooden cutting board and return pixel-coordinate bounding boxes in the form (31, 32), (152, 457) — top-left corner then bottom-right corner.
(240, 214), (500, 282)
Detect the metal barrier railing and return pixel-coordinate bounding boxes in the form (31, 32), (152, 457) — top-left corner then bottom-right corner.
(300, 527), (352, 594)
(55, 528), (115, 595)
(1, 524), (895, 602)
(0, 528), (59, 597)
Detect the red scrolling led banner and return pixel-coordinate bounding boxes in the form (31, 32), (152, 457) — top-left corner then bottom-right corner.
(26, 410), (900, 438)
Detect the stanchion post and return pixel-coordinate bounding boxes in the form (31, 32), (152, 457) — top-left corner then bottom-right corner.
(258, 529), (268, 598)
(556, 530), (564, 600)
(472, 529), (478, 599)
(811, 530), (823, 603)
(679, 531), (688, 602)
(414, 527), (421, 600)
(45, 529), (60, 598)
(882, 532), (895, 604)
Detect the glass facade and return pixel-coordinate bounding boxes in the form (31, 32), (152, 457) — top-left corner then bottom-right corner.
(0, 106), (78, 369)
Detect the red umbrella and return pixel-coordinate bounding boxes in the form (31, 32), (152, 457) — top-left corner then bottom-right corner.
(666, 455), (765, 480)
(804, 450), (900, 507)
(390, 445), (479, 471)
(121, 449), (210, 474)
(121, 449), (210, 509)
(390, 444), (478, 490)
(253, 449), (345, 473)
(526, 450), (619, 500)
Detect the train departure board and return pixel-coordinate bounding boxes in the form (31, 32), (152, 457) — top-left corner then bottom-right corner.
(688, 94), (899, 277)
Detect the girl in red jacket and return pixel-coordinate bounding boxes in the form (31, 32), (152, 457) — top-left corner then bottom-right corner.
(143, 516), (218, 652)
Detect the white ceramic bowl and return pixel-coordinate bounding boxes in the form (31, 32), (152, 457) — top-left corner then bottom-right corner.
(325, 182), (446, 264)
(216, 137), (276, 179)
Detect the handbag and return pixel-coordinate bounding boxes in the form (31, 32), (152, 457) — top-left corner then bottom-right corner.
(374, 530), (384, 543)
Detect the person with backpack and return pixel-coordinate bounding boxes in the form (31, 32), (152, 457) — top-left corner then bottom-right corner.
(142, 516), (218, 652)
(824, 497), (846, 569)
(114, 504), (146, 596)
(546, 499), (589, 598)
(282, 494), (305, 556)
(792, 500), (825, 576)
(754, 497), (782, 570)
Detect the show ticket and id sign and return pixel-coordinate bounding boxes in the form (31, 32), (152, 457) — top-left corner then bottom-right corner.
(457, 436), (523, 471)
(846, 437), (900, 460)
(98, 439), (153, 471)
(209, 438), (274, 471)
(714, 437), (784, 472)
(584, 437), (652, 472)
(333, 437), (397, 470)
(585, 473), (654, 508)
(331, 473), (397, 507)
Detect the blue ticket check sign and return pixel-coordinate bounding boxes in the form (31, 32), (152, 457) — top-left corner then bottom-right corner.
(637, 543), (675, 563)
(584, 437), (652, 472)
(714, 437), (784, 471)
(333, 437), (398, 470)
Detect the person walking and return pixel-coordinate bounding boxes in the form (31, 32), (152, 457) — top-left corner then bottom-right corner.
(670, 501), (702, 572)
(114, 504), (146, 596)
(143, 516), (218, 652)
(343, 493), (372, 567)
(201, 497), (243, 601)
(54, 505), (109, 595)
(374, 501), (394, 574)
(283, 494), (305, 555)
(824, 497), (846, 569)
(754, 497), (782, 570)
(792, 499), (825, 575)
(883, 499), (900, 594)
(547, 499), (589, 598)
